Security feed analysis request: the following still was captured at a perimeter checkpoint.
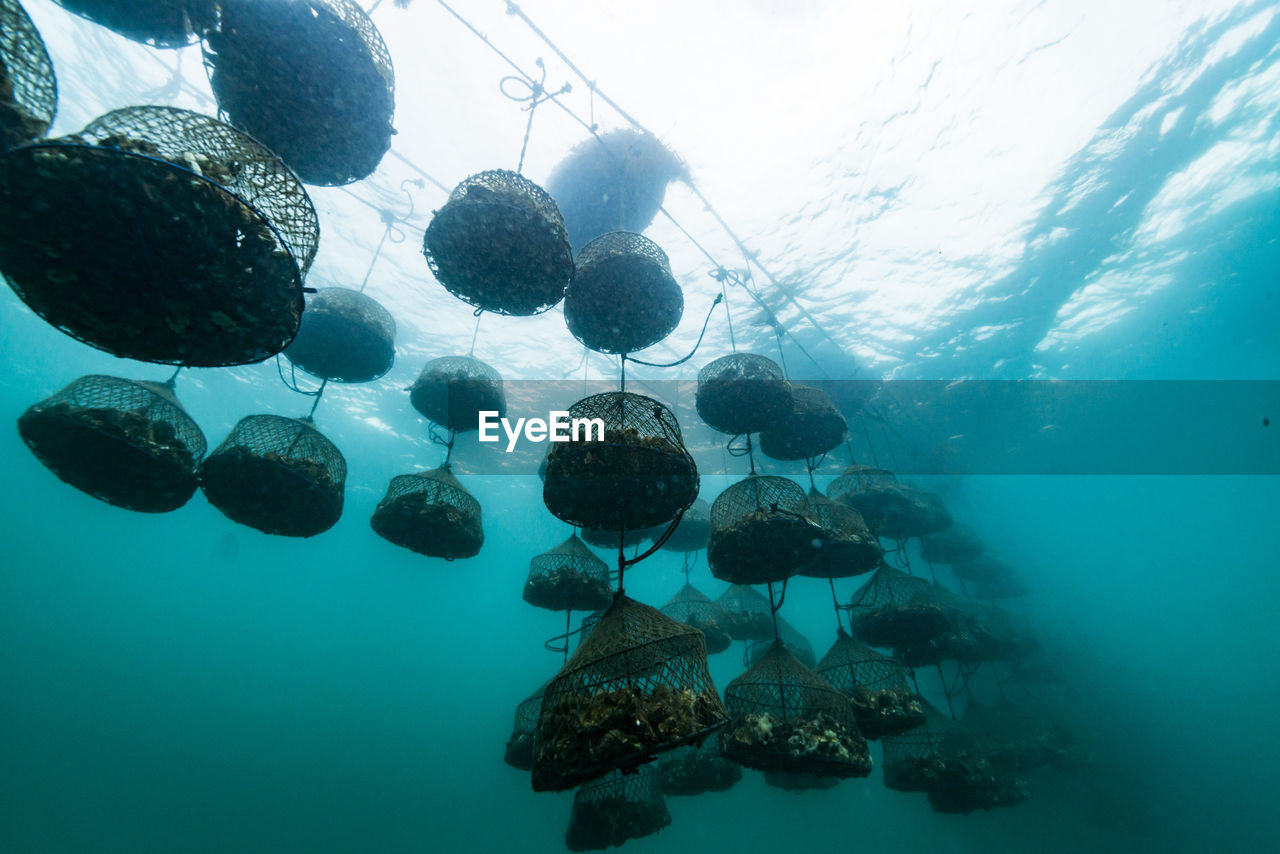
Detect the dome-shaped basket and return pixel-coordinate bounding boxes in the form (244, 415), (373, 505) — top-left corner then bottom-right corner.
(504, 681), (547, 772)
(0, 106), (317, 366)
(797, 490), (881, 579)
(815, 631), (924, 739)
(284, 288), (395, 383)
(831, 468), (951, 540)
(695, 353), (792, 435)
(715, 584), (775, 641)
(920, 525), (985, 564)
(370, 466), (483, 559)
(708, 476), (820, 585)
(658, 729), (741, 796)
(543, 392), (698, 532)
(721, 642), (871, 778)
(532, 593), (727, 792)
(1, 0), (57, 152)
(203, 0), (394, 186)
(857, 583), (983, 664)
(827, 464), (897, 501)
(565, 231), (683, 354)
(423, 169), (573, 315)
(764, 770), (840, 792)
(759, 384), (847, 461)
(565, 766), (670, 852)
(659, 497), (709, 552)
(524, 535), (613, 612)
(849, 564), (930, 611)
(201, 414), (345, 537)
(50, 0), (212, 49)
(408, 355), (505, 433)
(961, 699), (1075, 775)
(17, 375), (205, 513)
(659, 584), (731, 655)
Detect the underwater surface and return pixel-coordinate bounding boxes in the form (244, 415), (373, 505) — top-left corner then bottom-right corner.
(2, 1), (1278, 852)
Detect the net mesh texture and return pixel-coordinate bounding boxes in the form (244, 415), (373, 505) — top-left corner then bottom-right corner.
(1, 0), (57, 151)
(695, 353), (792, 435)
(524, 535), (613, 612)
(284, 288), (396, 383)
(370, 467), (484, 560)
(564, 231), (683, 354)
(708, 476), (819, 585)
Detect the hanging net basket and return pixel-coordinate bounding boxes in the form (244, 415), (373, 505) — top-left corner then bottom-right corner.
(504, 681), (548, 772)
(882, 704), (1029, 813)
(759, 384), (847, 461)
(564, 766), (671, 852)
(721, 642), (871, 778)
(201, 415), (345, 537)
(408, 356), (505, 433)
(961, 699), (1076, 775)
(283, 288), (395, 383)
(658, 729), (741, 796)
(830, 467), (952, 540)
(564, 231), (683, 354)
(764, 771), (840, 792)
(1, 0), (56, 152)
(814, 632), (924, 739)
(423, 169), (573, 315)
(50, 0), (211, 49)
(708, 476), (819, 585)
(827, 464), (897, 501)
(747, 617), (817, 669)
(951, 556), (1029, 599)
(523, 535), (613, 612)
(920, 525), (985, 564)
(715, 584), (775, 642)
(203, 0), (394, 186)
(659, 497), (710, 552)
(860, 584), (990, 666)
(17, 375), (205, 513)
(659, 584), (732, 655)
(797, 490), (881, 579)
(370, 466), (484, 559)
(695, 353), (792, 435)
(0, 106), (317, 366)
(531, 593), (727, 792)
(543, 392), (699, 532)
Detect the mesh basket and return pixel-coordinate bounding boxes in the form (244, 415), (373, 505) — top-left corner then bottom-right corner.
(827, 465), (897, 501)
(531, 593), (727, 792)
(797, 490), (881, 579)
(764, 771), (840, 792)
(565, 766), (670, 852)
(695, 353), (792, 435)
(721, 642), (871, 778)
(708, 476), (819, 585)
(715, 584), (774, 641)
(0, 106), (317, 366)
(1, 0), (56, 152)
(951, 556), (1029, 599)
(853, 577), (974, 653)
(659, 584), (731, 655)
(370, 466), (484, 560)
(408, 355), (505, 433)
(17, 375), (205, 513)
(564, 231), (683, 354)
(849, 564), (931, 611)
(961, 699), (1075, 774)
(424, 169), (573, 315)
(882, 705), (1028, 813)
(659, 497), (709, 552)
(747, 616), (817, 669)
(524, 535), (613, 612)
(543, 392), (698, 532)
(657, 729), (741, 796)
(833, 472), (952, 540)
(283, 288), (395, 383)
(504, 681), (547, 772)
(201, 415), (345, 537)
(815, 632), (924, 739)
(759, 384), (847, 461)
(50, 0), (210, 49)
(920, 525), (986, 565)
(203, 0), (394, 186)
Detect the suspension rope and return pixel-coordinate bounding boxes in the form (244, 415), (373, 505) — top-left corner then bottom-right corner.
(622, 293), (723, 368)
(468, 313), (483, 356)
(430, 425), (457, 467)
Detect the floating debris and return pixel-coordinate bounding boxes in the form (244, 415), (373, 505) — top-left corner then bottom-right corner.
(1, 0), (56, 151)
(565, 231), (683, 354)
(523, 535), (613, 612)
(696, 353), (792, 435)
(409, 356), (505, 433)
(284, 288), (396, 383)
(370, 467), (484, 559)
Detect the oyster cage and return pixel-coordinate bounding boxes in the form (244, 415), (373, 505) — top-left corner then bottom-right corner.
(201, 414), (345, 537)
(565, 766), (670, 852)
(409, 356), (506, 433)
(695, 353), (792, 435)
(920, 525), (986, 564)
(531, 593), (727, 792)
(543, 392), (699, 532)
(370, 467), (484, 560)
(659, 497), (710, 552)
(759, 384), (847, 461)
(708, 475), (819, 585)
(504, 681), (548, 772)
(659, 584), (732, 655)
(814, 632), (925, 739)
(51, 0), (211, 49)
(721, 641), (872, 779)
(715, 584), (775, 642)
(564, 231), (683, 354)
(658, 729), (742, 796)
(17, 375), (205, 513)
(797, 491), (882, 579)
(423, 170), (573, 315)
(830, 467), (952, 539)
(204, 0), (395, 186)
(284, 288), (396, 383)
(1, 0), (57, 152)
(0, 106), (318, 367)
(524, 535), (613, 613)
